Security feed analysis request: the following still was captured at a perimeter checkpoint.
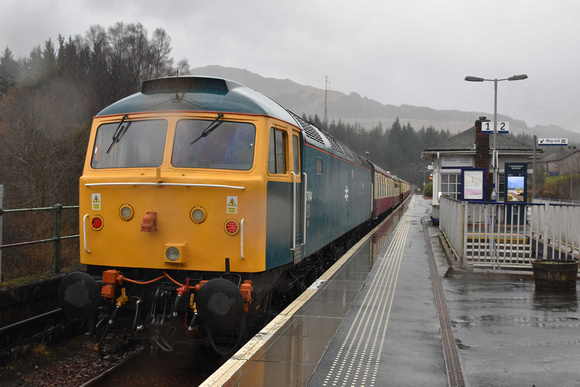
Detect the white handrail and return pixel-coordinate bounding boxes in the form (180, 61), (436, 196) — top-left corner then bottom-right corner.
(302, 172), (308, 246)
(85, 182), (245, 190)
(240, 218), (244, 260)
(440, 197), (580, 268)
(291, 172), (296, 251)
(83, 214), (90, 253)
(370, 183), (374, 213)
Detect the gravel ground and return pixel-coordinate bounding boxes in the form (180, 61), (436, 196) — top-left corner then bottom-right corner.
(0, 335), (142, 387)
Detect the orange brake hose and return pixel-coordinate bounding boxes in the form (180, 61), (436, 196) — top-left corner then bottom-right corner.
(162, 271), (186, 287)
(123, 274), (167, 285)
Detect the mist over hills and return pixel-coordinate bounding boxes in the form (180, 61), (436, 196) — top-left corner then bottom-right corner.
(191, 65), (580, 144)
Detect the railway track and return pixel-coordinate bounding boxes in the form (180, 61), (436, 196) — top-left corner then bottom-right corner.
(82, 348), (218, 386)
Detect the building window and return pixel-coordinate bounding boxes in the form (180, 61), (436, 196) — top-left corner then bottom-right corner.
(441, 174), (461, 199)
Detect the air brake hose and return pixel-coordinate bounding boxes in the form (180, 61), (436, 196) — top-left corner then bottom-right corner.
(172, 295), (181, 317)
(95, 306), (120, 358)
(132, 297), (142, 333)
(188, 313), (198, 332)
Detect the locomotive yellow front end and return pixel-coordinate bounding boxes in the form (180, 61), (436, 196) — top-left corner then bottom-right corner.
(80, 111), (267, 275)
(58, 76), (304, 354)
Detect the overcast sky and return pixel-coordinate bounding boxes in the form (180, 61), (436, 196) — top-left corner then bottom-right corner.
(2, 0), (580, 132)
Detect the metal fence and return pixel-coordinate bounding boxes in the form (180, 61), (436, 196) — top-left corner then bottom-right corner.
(0, 186), (79, 283)
(439, 196), (580, 269)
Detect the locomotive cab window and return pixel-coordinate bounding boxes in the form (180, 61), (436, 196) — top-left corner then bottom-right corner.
(172, 119), (255, 170)
(268, 127), (287, 174)
(91, 119), (167, 169)
(292, 134), (300, 173)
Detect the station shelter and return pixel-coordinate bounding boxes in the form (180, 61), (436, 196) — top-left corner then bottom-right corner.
(421, 117), (539, 212)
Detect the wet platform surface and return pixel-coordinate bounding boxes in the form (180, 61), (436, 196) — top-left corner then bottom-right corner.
(203, 195), (580, 387)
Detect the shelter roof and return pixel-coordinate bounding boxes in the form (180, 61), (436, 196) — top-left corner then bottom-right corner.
(422, 126), (538, 153)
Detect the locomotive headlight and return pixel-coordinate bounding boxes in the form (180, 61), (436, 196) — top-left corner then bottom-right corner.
(166, 247), (180, 261)
(190, 206), (207, 224)
(164, 244), (185, 263)
(119, 203), (134, 221)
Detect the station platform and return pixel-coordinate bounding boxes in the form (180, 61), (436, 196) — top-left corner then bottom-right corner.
(203, 195), (580, 387)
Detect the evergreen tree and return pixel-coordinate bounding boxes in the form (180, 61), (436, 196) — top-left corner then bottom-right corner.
(42, 38), (57, 74)
(0, 47), (19, 95)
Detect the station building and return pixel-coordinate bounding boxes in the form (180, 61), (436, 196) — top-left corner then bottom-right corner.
(421, 117), (539, 209)
(542, 148), (580, 176)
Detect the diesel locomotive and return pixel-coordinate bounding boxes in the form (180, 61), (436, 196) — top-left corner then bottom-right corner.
(58, 76), (410, 354)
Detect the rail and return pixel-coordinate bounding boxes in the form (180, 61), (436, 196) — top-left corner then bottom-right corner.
(0, 203), (79, 282)
(439, 197), (580, 269)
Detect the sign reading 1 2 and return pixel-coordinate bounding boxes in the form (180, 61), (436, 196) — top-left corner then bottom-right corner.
(482, 121), (509, 134)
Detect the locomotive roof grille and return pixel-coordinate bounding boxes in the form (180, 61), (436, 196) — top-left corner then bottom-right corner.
(287, 111), (362, 164)
(327, 136), (352, 159)
(287, 112), (326, 146)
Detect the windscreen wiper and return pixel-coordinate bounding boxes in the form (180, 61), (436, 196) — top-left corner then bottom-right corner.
(190, 113), (224, 145)
(106, 115), (130, 154)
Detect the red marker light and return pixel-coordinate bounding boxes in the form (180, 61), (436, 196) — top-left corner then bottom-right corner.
(91, 215), (104, 230)
(224, 220), (239, 235)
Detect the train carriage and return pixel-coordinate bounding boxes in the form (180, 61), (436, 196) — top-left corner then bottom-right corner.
(371, 165), (399, 218)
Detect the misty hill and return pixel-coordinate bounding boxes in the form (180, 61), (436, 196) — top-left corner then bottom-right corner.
(191, 65), (580, 144)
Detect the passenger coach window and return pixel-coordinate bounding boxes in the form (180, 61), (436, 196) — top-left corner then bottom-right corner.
(172, 120), (255, 170)
(91, 120), (167, 169)
(268, 128), (287, 174)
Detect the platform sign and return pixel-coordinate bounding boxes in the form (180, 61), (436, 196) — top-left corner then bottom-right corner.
(538, 138), (568, 146)
(505, 163), (527, 203)
(461, 168), (486, 202)
(481, 121), (509, 134)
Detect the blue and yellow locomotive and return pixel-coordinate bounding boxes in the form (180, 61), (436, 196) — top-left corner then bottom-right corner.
(58, 76), (409, 353)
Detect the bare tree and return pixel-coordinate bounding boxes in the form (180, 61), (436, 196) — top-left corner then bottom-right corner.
(177, 58), (191, 75)
(150, 28), (173, 78)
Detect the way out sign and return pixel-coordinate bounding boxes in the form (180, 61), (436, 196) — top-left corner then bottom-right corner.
(538, 138), (568, 146)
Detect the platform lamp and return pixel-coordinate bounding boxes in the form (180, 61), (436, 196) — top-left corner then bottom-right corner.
(465, 74), (528, 201)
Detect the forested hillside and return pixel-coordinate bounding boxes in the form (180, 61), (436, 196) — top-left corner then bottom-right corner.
(191, 65), (580, 146)
(301, 114), (450, 186)
(0, 23), (541, 209)
(0, 23), (188, 208)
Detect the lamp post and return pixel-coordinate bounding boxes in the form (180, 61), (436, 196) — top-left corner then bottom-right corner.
(465, 74), (528, 201)
(420, 169), (429, 188)
(569, 146), (577, 199)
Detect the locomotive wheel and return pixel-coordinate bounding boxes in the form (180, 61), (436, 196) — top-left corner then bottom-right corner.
(195, 278), (244, 332)
(58, 272), (100, 322)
